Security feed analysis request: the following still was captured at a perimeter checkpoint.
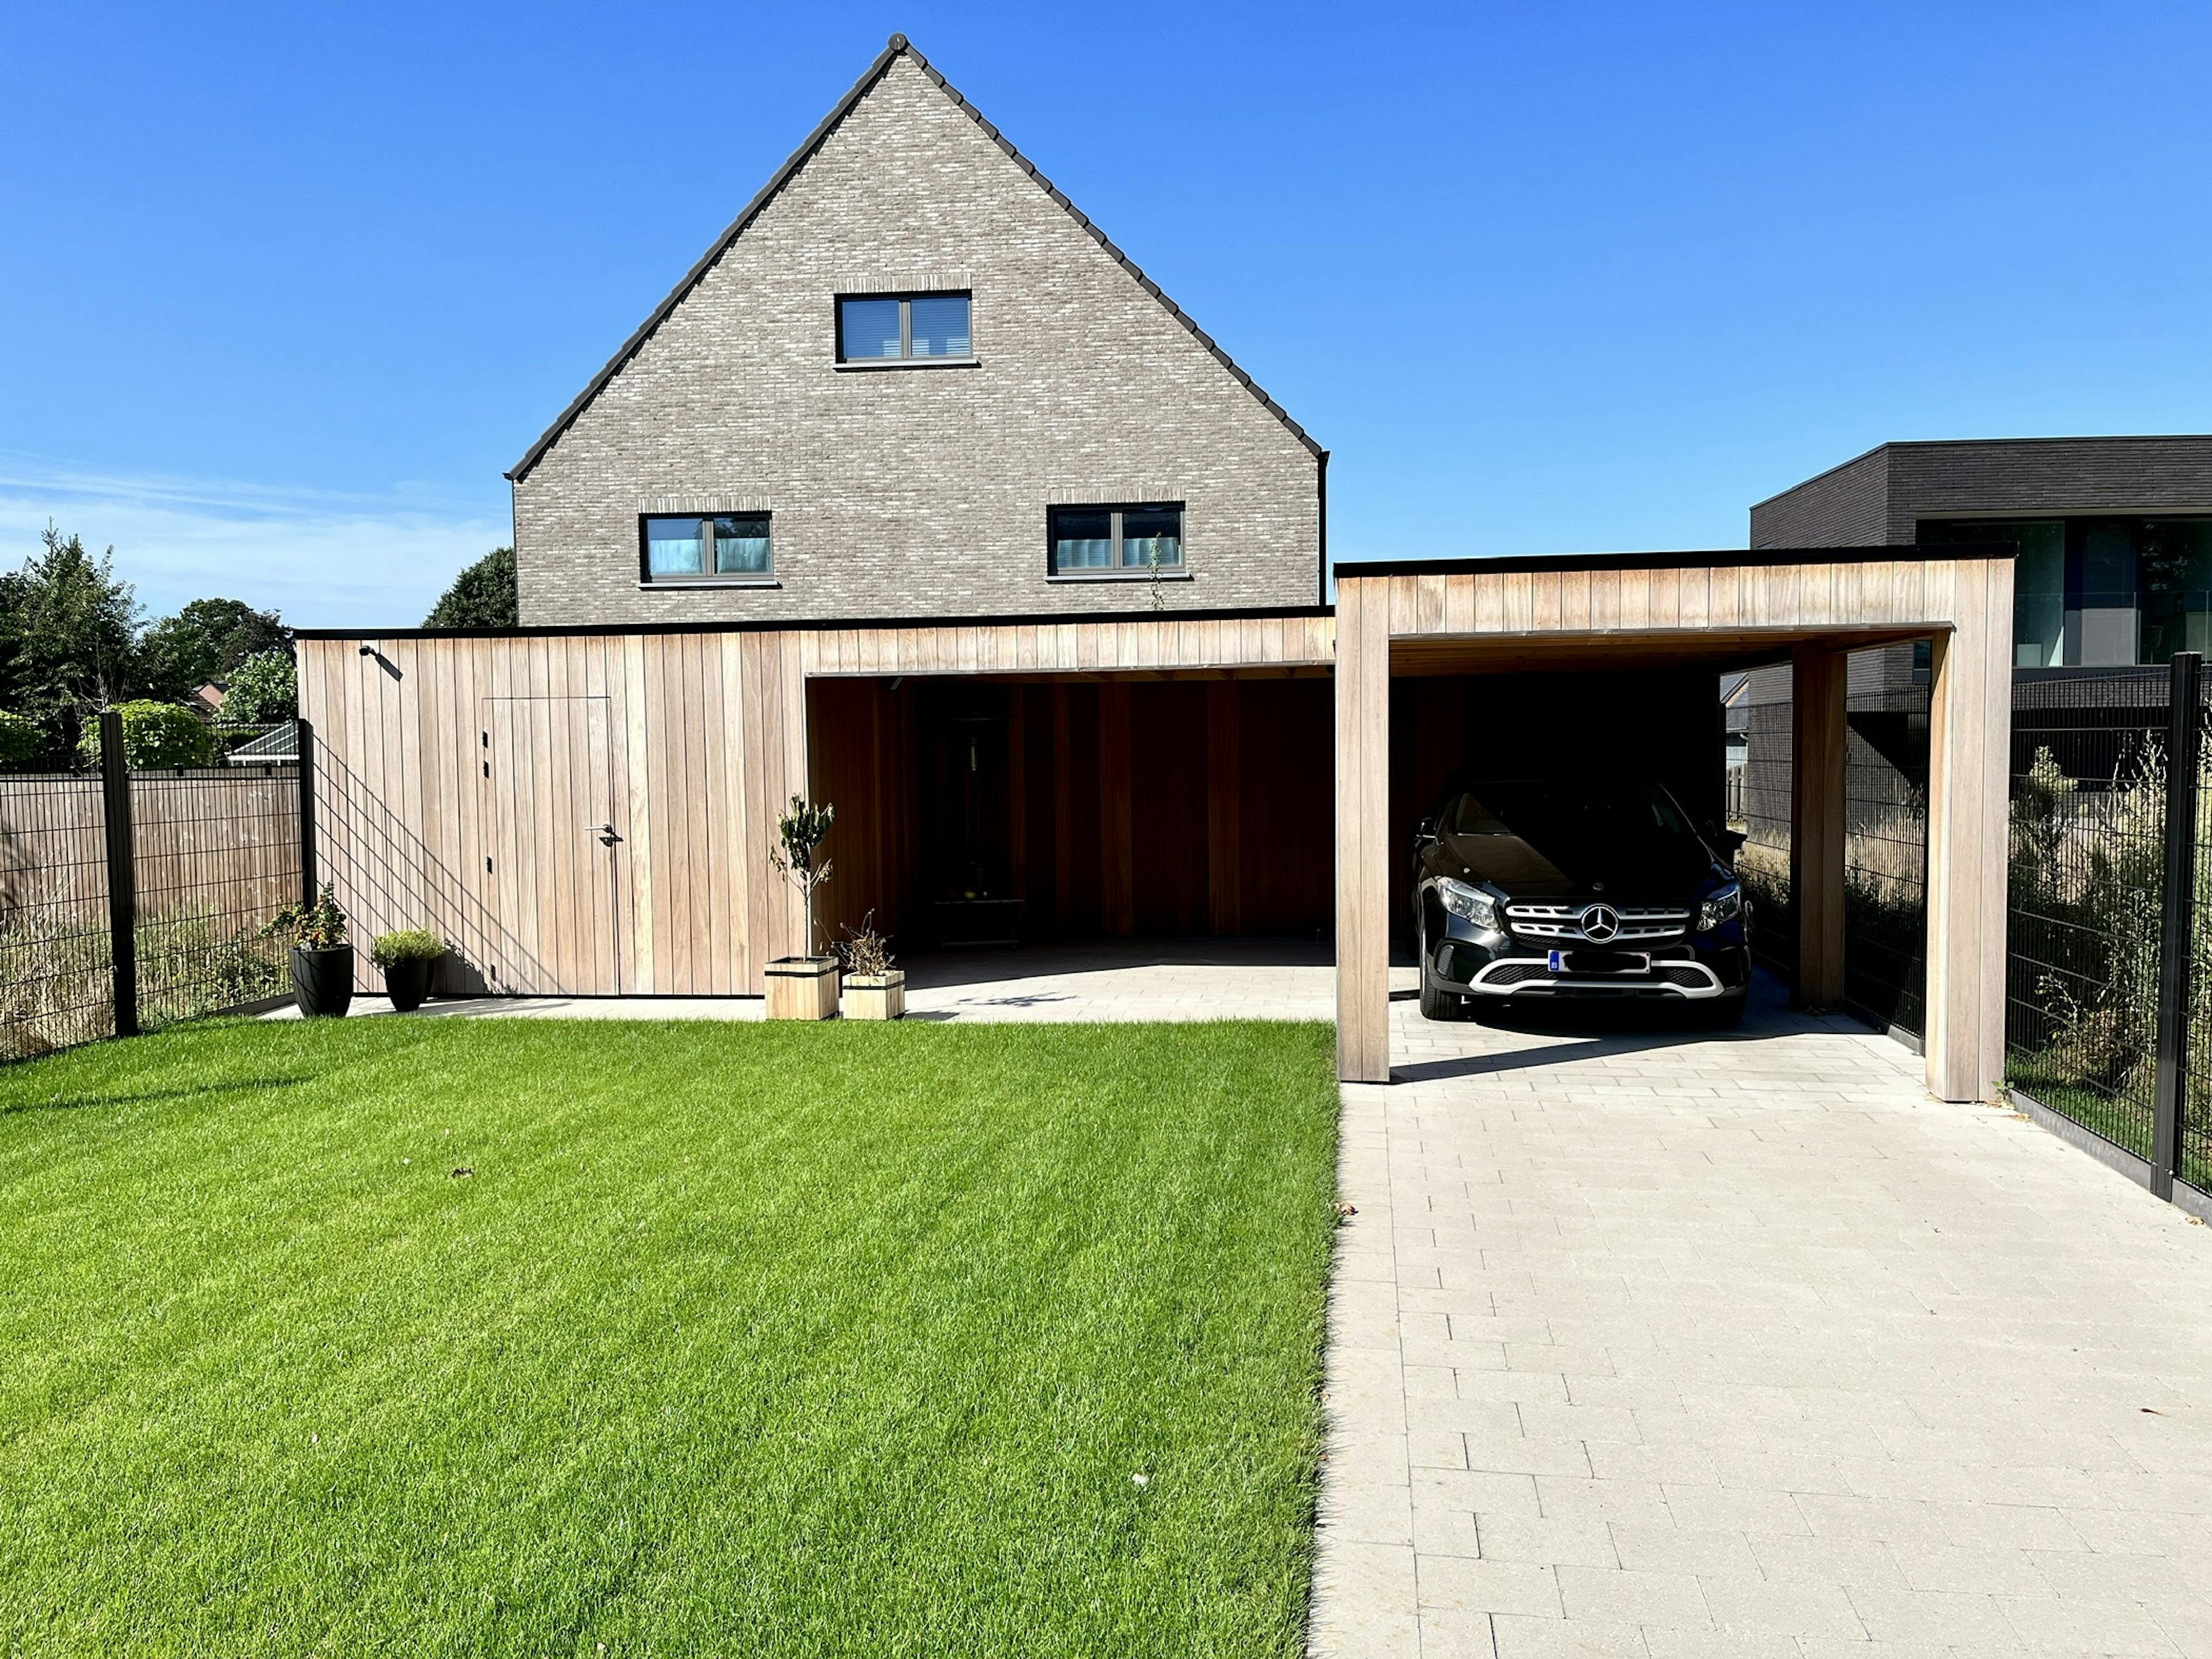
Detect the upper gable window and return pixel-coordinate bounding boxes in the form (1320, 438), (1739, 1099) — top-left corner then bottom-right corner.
(642, 513), (772, 582)
(836, 292), (972, 363)
(1049, 503), (1184, 577)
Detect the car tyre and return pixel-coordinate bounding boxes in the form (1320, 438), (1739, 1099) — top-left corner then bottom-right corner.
(1416, 927), (1465, 1022)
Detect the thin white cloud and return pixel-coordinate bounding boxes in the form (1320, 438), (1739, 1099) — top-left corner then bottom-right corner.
(0, 453), (507, 628)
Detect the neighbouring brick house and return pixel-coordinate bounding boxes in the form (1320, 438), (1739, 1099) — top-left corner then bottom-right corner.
(506, 33), (1327, 627)
(1735, 435), (2212, 1033)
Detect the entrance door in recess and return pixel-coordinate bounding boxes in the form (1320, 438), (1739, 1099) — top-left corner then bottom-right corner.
(479, 695), (622, 993)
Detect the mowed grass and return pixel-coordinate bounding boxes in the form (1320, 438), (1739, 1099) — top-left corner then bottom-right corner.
(0, 1016), (1340, 1657)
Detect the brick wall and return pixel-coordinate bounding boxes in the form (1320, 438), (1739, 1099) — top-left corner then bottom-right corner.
(1748, 445), (1891, 549)
(511, 53), (1321, 626)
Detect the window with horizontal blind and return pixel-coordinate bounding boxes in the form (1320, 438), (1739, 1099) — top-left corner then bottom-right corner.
(836, 292), (972, 362)
(640, 513), (773, 582)
(1048, 504), (1184, 576)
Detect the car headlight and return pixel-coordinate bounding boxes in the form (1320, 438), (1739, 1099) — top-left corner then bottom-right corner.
(1436, 877), (1498, 929)
(1697, 884), (1743, 934)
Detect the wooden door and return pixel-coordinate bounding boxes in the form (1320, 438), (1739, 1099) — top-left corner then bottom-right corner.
(479, 696), (622, 994)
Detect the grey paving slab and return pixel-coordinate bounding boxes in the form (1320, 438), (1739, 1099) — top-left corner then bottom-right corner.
(1312, 977), (2212, 1658)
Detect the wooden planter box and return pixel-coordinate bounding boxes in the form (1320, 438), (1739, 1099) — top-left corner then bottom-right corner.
(842, 971), (905, 1021)
(765, 956), (840, 1020)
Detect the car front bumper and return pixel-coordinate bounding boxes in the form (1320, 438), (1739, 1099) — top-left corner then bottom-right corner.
(1429, 922), (1751, 1002)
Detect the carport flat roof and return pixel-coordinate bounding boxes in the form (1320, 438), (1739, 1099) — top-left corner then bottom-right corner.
(1332, 541), (2017, 579)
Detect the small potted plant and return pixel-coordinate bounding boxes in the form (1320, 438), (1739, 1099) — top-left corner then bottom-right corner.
(836, 913), (903, 1020)
(766, 795), (839, 1019)
(370, 929), (446, 1013)
(263, 884), (353, 1018)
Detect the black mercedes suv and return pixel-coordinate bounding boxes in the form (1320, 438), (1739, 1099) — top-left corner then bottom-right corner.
(1411, 777), (1751, 1025)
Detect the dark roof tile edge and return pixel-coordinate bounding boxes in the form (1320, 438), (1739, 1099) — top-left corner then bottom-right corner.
(506, 35), (1321, 483)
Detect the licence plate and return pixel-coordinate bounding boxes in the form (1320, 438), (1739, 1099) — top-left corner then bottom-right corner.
(1548, 949), (1652, 975)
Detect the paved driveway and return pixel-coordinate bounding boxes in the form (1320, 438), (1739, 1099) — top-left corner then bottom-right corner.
(1313, 980), (2212, 1658)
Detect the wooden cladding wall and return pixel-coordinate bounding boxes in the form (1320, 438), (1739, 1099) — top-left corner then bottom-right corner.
(298, 632), (808, 997)
(1372, 558), (1986, 641)
(808, 676), (1334, 951)
(298, 616), (1335, 997)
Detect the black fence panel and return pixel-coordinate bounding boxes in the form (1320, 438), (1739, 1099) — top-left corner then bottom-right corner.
(1842, 692), (1929, 1037)
(0, 773), (116, 1059)
(2004, 669), (2173, 1161)
(2188, 692), (2212, 1194)
(0, 734), (304, 1062)
(128, 766), (301, 1030)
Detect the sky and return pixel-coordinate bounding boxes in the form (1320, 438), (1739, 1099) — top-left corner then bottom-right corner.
(4, 1), (2210, 627)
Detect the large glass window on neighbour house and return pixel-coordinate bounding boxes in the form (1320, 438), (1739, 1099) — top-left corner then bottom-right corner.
(1918, 516), (2212, 666)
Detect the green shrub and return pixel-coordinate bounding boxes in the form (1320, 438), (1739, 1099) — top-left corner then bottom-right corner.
(263, 885), (348, 950)
(0, 712), (40, 767)
(75, 702), (215, 770)
(370, 929), (445, 969)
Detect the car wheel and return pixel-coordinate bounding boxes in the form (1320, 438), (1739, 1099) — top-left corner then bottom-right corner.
(1417, 926), (1464, 1022)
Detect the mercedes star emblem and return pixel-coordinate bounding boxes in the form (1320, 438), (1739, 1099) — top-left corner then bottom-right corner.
(1580, 904), (1621, 942)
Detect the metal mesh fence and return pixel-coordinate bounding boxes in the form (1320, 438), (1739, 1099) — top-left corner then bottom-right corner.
(129, 764), (300, 1031)
(2003, 670), (2172, 1162)
(2188, 693), (2212, 1193)
(0, 774), (116, 1059)
(1842, 691), (1929, 1037)
(0, 741), (303, 1062)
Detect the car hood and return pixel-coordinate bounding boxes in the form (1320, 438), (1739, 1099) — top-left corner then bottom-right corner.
(1438, 828), (1719, 900)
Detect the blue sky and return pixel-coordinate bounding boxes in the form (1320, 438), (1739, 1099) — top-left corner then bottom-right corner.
(4, 2), (2210, 626)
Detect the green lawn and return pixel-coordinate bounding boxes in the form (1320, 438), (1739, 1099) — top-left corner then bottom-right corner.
(0, 1016), (1340, 1657)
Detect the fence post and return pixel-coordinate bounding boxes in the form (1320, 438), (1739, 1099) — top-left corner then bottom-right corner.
(2151, 650), (2203, 1200)
(296, 717), (318, 906)
(97, 708), (139, 1039)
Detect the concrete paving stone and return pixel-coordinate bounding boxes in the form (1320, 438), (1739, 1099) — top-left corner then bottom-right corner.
(1319, 1480), (1415, 1548)
(1605, 1522), (1762, 1579)
(1697, 1576), (1869, 1639)
(1467, 1512), (1622, 1569)
(1997, 1593), (2184, 1656)
(1554, 1565), (1711, 1628)
(1638, 1626), (1802, 1659)
(1896, 1544), (2070, 1596)
(1843, 1587), (2021, 1648)
(1488, 1613), (1653, 1657)
(1415, 1467), (1548, 1518)
(1417, 1554), (1565, 1616)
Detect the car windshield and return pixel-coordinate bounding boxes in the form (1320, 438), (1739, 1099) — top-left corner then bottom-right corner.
(1448, 779), (1700, 849)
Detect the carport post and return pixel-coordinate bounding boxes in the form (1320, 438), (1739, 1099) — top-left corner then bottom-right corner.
(1925, 560), (2014, 1103)
(1791, 645), (1849, 1010)
(1335, 578), (1392, 1083)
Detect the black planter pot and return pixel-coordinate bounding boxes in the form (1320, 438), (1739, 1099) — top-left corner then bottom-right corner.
(382, 956), (435, 1013)
(290, 945), (354, 1018)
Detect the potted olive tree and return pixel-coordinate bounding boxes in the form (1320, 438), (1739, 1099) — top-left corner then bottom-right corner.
(371, 929), (446, 1013)
(263, 884), (353, 1018)
(765, 795), (838, 1020)
(836, 914), (904, 1020)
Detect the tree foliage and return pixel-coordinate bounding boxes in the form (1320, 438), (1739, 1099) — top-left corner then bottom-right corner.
(141, 597), (290, 702)
(424, 547), (518, 630)
(221, 649), (298, 724)
(0, 526), (144, 759)
(0, 711), (40, 767)
(75, 700), (216, 770)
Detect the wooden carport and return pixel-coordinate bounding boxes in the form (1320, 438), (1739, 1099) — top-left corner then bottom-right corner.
(1332, 547), (2016, 1102)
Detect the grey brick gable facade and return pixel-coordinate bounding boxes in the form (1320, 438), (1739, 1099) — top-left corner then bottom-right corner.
(509, 40), (1324, 626)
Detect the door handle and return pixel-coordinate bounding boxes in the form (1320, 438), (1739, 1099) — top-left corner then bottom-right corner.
(586, 821), (623, 846)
